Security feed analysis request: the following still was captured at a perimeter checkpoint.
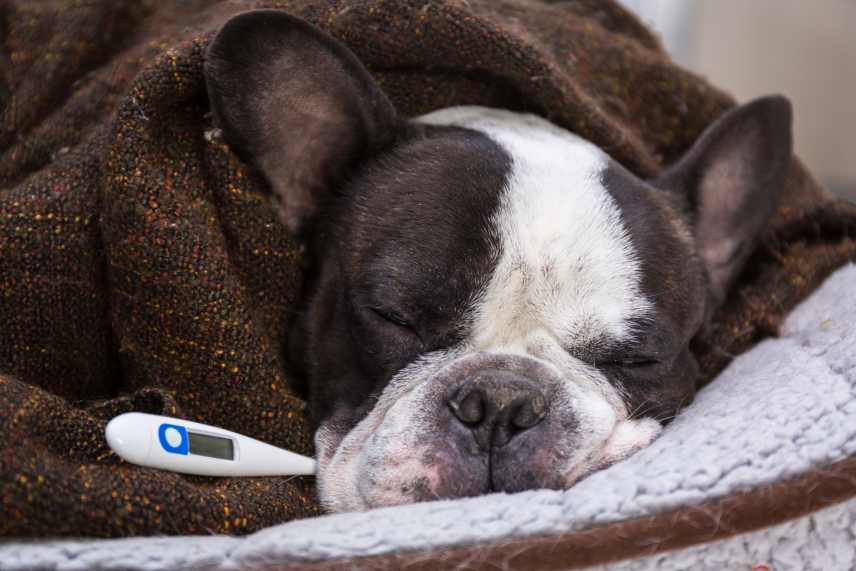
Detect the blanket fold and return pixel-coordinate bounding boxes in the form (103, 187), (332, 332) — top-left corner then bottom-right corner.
(1, 0), (854, 538)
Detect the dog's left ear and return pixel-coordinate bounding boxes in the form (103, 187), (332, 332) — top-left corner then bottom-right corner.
(652, 96), (793, 304)
(204, 10), (400, 237)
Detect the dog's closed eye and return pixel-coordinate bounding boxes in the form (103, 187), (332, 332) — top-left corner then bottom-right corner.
(606, 356), (661, 369)
(569, 343), (663, 370)
(368, 306), (414, 330)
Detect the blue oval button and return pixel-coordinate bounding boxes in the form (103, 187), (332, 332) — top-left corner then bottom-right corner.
(158, 423), (189, 455)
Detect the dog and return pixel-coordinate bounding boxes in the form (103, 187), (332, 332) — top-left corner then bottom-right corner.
(204, 10), (793, 512)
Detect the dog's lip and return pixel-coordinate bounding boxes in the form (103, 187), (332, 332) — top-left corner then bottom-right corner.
(560, 419), (625, 486)
(576, 417), (663, 482)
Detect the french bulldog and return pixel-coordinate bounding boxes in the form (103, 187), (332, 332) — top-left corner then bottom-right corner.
(204, 10), (793, 512)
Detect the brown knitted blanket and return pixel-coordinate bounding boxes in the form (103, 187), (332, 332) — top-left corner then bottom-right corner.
(1, 0), (854, 539)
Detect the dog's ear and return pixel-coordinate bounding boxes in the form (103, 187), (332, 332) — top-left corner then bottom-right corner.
(204, 10), (400, 237)
(652, 96), (793, 304)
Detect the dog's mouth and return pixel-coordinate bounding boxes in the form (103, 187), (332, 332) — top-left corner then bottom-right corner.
(560, 417), (663, 487)
(313, 351), (664, 512)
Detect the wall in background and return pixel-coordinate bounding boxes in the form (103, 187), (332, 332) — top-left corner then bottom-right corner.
(620, 0), (856, 200)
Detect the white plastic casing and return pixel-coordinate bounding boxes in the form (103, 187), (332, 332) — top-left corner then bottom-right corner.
(105, 412), (316, 477)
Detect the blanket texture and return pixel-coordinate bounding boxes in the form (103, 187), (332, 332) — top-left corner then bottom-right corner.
(2, 264), (855, 570)
(1, 0), (854, 539)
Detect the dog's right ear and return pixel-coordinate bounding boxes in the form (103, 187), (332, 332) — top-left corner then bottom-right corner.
(204, 10), (400, 237)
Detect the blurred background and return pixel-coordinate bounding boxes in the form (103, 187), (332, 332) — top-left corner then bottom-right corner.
(619, 0), (856, 202)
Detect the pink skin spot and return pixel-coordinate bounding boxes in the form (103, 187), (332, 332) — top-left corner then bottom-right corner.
(362, 446), (444, 507)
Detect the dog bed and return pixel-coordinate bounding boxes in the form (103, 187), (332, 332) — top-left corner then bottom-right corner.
(1, 0), (855, 567)
(3, 262), (856, 569)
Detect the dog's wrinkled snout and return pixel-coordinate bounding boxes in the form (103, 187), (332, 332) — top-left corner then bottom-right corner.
(447, 370), (547, 449)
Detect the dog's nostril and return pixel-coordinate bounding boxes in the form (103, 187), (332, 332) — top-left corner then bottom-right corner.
(511, 394), (547, 430)
(449, 388), (485, 425)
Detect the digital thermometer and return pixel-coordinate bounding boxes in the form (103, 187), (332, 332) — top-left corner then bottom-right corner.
(105, 412), (316, 477)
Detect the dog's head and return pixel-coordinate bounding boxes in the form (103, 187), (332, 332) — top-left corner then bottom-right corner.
(205, 11), (793, 512)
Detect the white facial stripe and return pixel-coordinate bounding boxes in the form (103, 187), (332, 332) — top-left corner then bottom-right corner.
(418, 107), (651, 352)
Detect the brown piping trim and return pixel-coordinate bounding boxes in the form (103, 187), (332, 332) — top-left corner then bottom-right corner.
(239, 455), (856, 571)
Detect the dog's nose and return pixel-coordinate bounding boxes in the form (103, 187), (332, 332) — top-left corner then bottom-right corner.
(447, 370), (547, 449)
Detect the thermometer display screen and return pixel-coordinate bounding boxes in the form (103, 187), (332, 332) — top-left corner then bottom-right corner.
(188, 432), (234, 460)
